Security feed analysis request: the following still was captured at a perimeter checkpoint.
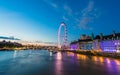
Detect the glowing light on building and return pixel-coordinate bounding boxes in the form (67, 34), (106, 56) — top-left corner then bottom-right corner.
(99, 40), (120, 52)
(70, 43), (79, 50)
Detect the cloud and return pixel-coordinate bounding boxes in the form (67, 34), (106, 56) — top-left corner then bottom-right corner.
(62, 16), (69, 21)
(41, 0), (73, 21)
(63, 4), (72, 15)
(42, 0), (100, 30)
(76, 1), (100, 30)
(50, 2), (58, 8)
(42, 0), (58, 9)
(0, 36), (20, 40)
(81, 1), (94, 16)
(78, 17), (92, 29)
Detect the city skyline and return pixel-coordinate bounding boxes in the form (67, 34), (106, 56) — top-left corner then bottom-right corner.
(0, 0), (120, 43)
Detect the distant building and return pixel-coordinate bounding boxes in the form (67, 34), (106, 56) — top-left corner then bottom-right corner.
(70, 34), (93, 50)
(80, 34), (91, 40)
(70, 31), (120, 52)
(78, 39), (93, 50)
(70, 41), (79, 50)
(94, 32), (120, 52)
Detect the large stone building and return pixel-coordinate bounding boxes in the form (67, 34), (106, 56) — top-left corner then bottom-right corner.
(70, 32), (120, 52)
(94, 32), (120, 52)
(70, 34), (93, 50)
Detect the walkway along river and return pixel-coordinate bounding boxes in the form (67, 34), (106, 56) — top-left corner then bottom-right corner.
(0, 50), (120, 75)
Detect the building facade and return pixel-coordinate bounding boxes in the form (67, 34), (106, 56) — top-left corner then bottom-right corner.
(70, 32), (120, 52)
(94, 32), (120, 52)
(70, 35), (93, 50)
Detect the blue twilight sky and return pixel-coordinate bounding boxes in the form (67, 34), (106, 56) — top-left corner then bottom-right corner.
(0, 0), (120, 43)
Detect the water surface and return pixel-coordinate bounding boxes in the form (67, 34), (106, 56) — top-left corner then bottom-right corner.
(0, 50), (120, 75)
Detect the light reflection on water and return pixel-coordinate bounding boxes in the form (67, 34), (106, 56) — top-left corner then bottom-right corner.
(66, 51), (120, 74)
(0, 50), (120, 75)
(55, 52), (63, 75)
(75, 52), (120, 66)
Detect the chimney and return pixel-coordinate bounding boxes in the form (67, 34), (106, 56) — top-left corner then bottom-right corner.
(91, 32), (94, 40)
(113, 30), (116, 37)
(100, 33), (103, 40)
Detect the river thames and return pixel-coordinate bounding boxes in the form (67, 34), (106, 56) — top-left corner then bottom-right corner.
(0, 50), (120, 75)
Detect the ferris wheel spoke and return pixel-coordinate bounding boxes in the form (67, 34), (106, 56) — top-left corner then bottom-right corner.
(58, 22), (67, 49)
